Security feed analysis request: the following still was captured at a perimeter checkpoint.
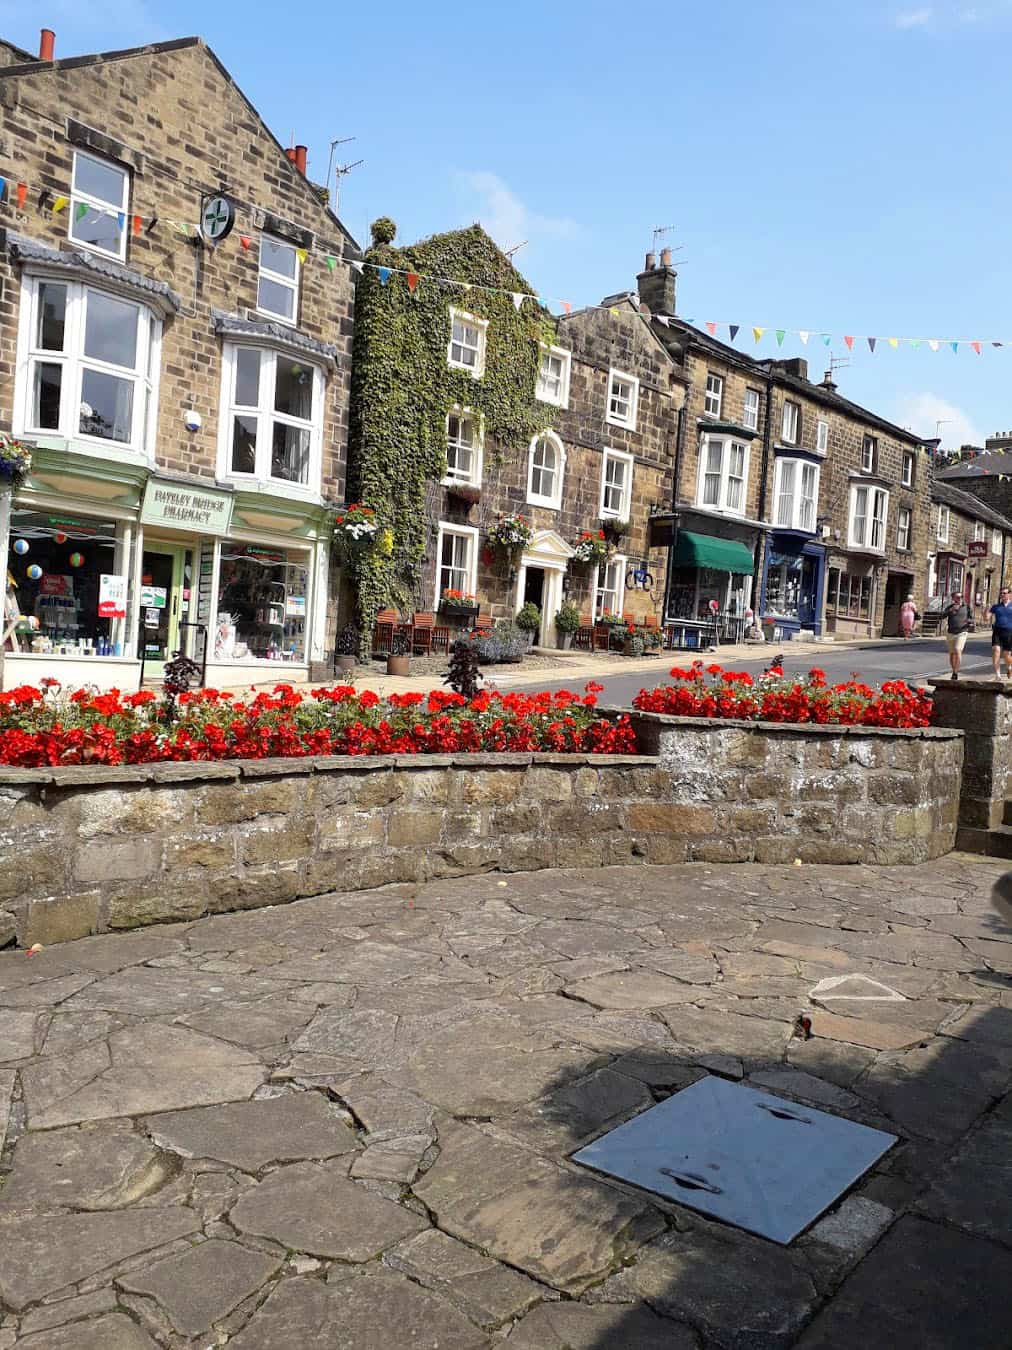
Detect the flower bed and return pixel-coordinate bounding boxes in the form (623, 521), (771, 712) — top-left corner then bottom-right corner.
(0, 681), (631, 766)
(633, 662), (933, 729)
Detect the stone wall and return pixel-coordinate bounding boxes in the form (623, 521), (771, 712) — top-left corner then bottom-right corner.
(927, 677), (1012, 854)
(0, 714), (962, 948)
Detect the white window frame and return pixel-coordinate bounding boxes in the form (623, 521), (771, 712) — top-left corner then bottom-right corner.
(704, 372), (723, 418)
(443, 406), (484, 488)
(816, 420), (829, 455)
(434, 521), (479, 608)
(14, 274), (161, 458)
(447, 307), (487, 379)
(973, 520), (985, 542)
(849, 483), (889, 550)
(216, 342), (324, 495)
(743, 388), (760, 432)
(993, 528), (1003, 556)
(256, 235), (301, 325)
(593, 553), (627, 621)
(526, 429), (565, 510)
(536, 343), (571, 408)
(936, 504), (950, 543)
(861, 435), (877, 473)
(697, 434), (751, 516)
(600, 446), (634, 519)
(897, 506), (911, 551)
(606, 368), (639, 430)
(69, 149), (129, 262)
(773, 457), (820, 531)
(901, 450), (915, 487)
(781, 400), (799, 444)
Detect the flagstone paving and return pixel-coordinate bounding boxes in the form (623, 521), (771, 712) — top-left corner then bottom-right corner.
(0, 855), (1009, 1347)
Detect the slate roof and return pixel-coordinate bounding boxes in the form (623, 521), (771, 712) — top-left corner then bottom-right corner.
(4, 231), (181, 312)
(931, 478), (1012, 531)
(211, 311), (339, 366)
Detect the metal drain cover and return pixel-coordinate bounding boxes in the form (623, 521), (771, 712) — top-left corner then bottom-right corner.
(572, 1076), (896, 1244)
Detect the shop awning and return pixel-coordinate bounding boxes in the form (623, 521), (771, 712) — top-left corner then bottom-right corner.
(673, 531), (755, 574)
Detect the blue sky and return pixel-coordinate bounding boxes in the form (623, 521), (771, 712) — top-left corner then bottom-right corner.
(4, 0), (1011, 449)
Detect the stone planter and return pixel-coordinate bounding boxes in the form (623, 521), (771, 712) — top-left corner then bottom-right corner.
(386, 654), (410, 677)
(557, 632), (574, 651)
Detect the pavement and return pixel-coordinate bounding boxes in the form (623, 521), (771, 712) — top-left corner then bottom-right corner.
(1, 855), (1010, 1347)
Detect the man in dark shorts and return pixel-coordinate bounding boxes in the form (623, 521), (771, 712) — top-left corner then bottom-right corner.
(942, 589), (971, 680)
(989, 586), (1012, 678)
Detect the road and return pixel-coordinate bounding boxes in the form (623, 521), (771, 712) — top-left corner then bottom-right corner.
(532, 635), (997, 706)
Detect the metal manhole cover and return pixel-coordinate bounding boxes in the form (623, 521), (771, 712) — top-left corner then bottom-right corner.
(571, 1076), (896, 1244)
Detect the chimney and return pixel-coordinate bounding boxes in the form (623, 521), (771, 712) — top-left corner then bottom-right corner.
(637, 249), (677, 317)
(284, 147), (297, 164)
(821, 370), (837, 391)
(294, 144), (308, 175)
(39, 28), (55, 61)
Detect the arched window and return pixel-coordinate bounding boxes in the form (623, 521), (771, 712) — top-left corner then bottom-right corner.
(527, 431), (565, 509)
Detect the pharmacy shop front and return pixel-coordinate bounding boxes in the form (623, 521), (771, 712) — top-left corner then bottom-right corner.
(3, 460), (331, 691)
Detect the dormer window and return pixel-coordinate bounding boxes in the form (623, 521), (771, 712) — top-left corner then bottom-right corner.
(70, 151), (129, 261)
(257, 236), (300, 324)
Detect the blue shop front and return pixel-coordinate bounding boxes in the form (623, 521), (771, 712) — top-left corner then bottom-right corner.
(759, 532), (827, 640)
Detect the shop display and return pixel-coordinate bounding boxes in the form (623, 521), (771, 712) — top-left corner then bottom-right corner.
(26, 564), (42, 581)
(216, 546), (308, 661)
(13, 540), (28, 555)
(5, 510), (119, 655)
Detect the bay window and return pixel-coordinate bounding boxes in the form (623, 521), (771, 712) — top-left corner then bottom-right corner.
(527, 431), (565, 509)
(698, 435), (750, 514)
(70, 150), (129, 261)
(600, 447), (633, 518)
(594, 554), (627, 620)
(849, 484), (888, 550)
(220, 344), (322, 488)
(773, 458), (819, 531)
(17, 277), (159, 453)
(444, 409), (482, 486)
(435, 522), (478, 606)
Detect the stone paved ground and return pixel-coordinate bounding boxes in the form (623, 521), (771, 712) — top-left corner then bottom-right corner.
(0, 856), (1010, 1349)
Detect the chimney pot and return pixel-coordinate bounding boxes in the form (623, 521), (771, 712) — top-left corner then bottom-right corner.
(285, 147), (297, 163)
(39, 28), (55, 61)
(660, 246), (672, 267)
(644, 251), (656, 272)
(295, 144), (308, 175)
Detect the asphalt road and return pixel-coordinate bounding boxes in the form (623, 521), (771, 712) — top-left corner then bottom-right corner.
(534, 635), (998, 706)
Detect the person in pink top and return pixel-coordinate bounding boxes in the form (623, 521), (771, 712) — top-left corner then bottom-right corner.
(899, 594), (918, 639)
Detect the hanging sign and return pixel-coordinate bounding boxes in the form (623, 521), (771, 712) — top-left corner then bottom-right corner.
(967, 540), (988, 558)
(199, 194), (236, 244)
(140, 480), (233, 535)
(98, 574), (127, 619)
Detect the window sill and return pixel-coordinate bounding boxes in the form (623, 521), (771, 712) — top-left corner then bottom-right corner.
(536, 394), (568, 410)
(605, 417), (636, 432)
(448, 361), (483, 380)
(527, 497), (560, 511)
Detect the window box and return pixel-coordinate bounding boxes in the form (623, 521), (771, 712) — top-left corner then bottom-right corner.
(439, 590), (479, 616)
(446, 482), (481, 508)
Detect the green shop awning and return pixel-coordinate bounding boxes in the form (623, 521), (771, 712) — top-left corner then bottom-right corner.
(672, 531), (755, 574)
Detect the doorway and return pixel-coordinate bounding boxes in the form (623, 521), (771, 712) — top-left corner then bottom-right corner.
(139, 545), (186, 678)
(883, 572), (910, 637)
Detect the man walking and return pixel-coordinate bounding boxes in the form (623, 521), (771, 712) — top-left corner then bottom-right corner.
(989, 586), (1012, 679)
(942, 589), (971, 680)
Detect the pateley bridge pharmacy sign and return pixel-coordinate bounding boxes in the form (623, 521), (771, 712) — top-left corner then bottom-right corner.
(140, 480), (233, 535)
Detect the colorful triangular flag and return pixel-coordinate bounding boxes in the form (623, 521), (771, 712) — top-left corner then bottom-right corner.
(239, 235), (252, 250)
(296, 248), (308, 265)
(132, 215), (142, 237)
(929, 339), (940, 352)
(752, 326), (764, 343)
(972, 341), (982, 355)
(910, 339), (921, 349)
(0, 177), (6, 201)
(729, 324), (739, 342)
(844, 335), (854, 351)
(950, 341), (959, 353)
(329, 256), (342, 272)
(377, 267), (391, 285)
(705, 321), (718, 336)
(52, 195), (68, 213)
(822, 334), (831, 346)
(16, 182), (27, 209)
(609, 307), (620, 317)
(405, 271), (420, 293)
(74, 201), (89, 222)
(992, 341), (1003, 348)
(798, 330), (809, 345)
(867, 337), (877, 352)
(888, 337), (898, 349)
(512, 292), (524, 311)
(775, 329), (785, 346)
(116, 212), (126, 231)
(561, 301), (572, 315)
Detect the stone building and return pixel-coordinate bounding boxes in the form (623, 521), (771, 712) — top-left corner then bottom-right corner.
(637, 252), (934, 640)
(0, 28), (358, 690)
(928, 479), (1012, 619)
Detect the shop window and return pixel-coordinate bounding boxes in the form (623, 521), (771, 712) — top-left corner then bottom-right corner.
(594, 554), (627, 619)
(743, 388), (761, 432)
(765, 557), (802, 619)
(18, 278), (160, 453)
(257, 236), (300, 324)
(5, 509), (127, 657)
(936, 504), (950, 543)
(70, 150), (129, 261)
(527, 431), (565, 509)
(536, 344), (571, 407)
(698, 435), (750, 515)
(215, 544), (310, 662)
(849, 484), (888, 549)
(828, 569), (871, 619)
(220, 344), (321, 489)
(600, 447), (633, 519)
(434, 522), (478, 607)
(606, 369), (639, 430)
(447, 308), (487, 378)
(444, 408), (482, 486)
(781, 400), (799, 445)
(773, 458), (819, 531)
(704, 373), (723, 418)
(897, 506), (911, 551)
(901, 450), (915, 487)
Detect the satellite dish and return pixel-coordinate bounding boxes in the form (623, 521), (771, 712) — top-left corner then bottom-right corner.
(200, 194), (236, 244)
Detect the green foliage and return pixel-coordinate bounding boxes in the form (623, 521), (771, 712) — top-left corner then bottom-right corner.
(554, 601), (581, 634)
(347, 223), (558, 653)
(516, 601), (542, 633)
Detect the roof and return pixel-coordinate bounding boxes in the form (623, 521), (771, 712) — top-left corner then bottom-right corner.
(560, 292), (690, 380)
(4, 230), (181, 312)
(931, 478), (1012, 531)
(211, 310), (339, 367)
(936, 451), (1012, 480)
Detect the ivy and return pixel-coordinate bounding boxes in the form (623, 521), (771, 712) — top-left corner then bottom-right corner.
(347, 220), (557, 651)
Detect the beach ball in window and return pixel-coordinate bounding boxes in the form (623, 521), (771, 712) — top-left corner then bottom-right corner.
(26, 564), (43, 581)
(68, 552), (84, 568)
(12, 539), (28, 555)
(54, 533), (67, 544)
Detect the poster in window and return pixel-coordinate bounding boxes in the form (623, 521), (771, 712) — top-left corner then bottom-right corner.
(98, 574), (127, 619)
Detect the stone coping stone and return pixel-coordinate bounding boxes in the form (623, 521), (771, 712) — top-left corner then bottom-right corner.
(619, 708), (963, 741)
(925, 677), (1012, 694)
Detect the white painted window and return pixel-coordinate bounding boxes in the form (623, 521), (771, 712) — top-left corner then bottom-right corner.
(526, 430), (565, 509)
(447, 308), (487, 378)
(704, 372), (723, 417)
(16, 276), (160, 454)
(536, 344), (571, 407)
(743, 388), (760, 432)
(219, 344), (322, 489)
(697, 435), (750, 515)
(861, 435), (877, 473)
(444, 408), (483, 487)
(936, 504), (950, 543)
(816, 420), (829, 455)
(850, 484), (889, 549)
(70, 150), (129, 261)
(606, 368), (639, 430)
(594, 554), (627, 620)
(435, 522), (478, 606)
(901, 450), (915, 487)
(257, 236), (300, 324)
(774, 458), (820, 531)
(781, 400), (799, 444)
(897, 506), (911, 551)
(600, 447), (633, 518)
(994, 528), (1003, 555)
(974, 520), (985, 542)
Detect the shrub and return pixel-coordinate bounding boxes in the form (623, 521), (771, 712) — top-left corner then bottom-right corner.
(516, 602), (541, 634)
(554, 602), (581, 634)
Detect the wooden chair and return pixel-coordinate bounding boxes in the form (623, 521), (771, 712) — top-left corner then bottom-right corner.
(575, 616), (595, 650)
(592, 623), (611, 652)
(432, 625), (452, 653)
(411, 611), (434, 655)
(372, 607), (398, 653)
(644, 614), (661, 630)
(475, 612), (492, 631)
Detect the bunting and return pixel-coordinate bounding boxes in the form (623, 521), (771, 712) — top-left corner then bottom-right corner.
(405, 270), (419, 293)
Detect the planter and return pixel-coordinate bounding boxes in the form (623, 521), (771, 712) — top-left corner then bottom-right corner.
(556, 632), (574, 651)
(623, 637), (645, 657)
(335, 655), (356, 674)
(386, 654), (411, 677)
(439, 603), (480, 619)
(446, 484), (481, 508)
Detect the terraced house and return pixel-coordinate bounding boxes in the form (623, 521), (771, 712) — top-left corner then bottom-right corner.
(0, 28), (358, 691)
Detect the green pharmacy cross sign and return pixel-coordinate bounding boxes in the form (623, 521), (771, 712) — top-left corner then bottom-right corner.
(200, 194), (236, 244)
